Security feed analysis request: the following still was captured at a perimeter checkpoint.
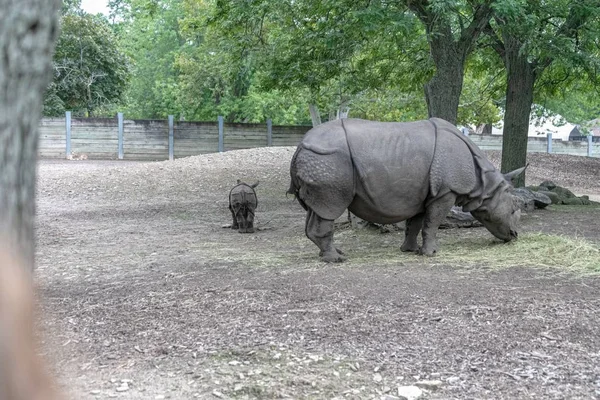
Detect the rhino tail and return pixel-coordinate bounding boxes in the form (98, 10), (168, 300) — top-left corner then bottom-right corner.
(287, 146), (302, 198)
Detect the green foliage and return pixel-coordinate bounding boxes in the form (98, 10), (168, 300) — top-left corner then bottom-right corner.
(58, 0), (598, 130)
(44, 13), (130, 117)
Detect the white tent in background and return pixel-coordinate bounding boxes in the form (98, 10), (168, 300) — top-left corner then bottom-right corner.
(489, 107), (576, 141)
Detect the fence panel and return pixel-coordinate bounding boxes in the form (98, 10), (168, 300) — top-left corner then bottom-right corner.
(71, 118), (119, 159)
(122, 119), (169, 161)
(38, 118), (67, 158)
(174, 121), (220, 158)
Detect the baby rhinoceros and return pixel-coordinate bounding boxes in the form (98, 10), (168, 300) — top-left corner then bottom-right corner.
(229, 180), (259, 233)
(288, 118), (525, 262)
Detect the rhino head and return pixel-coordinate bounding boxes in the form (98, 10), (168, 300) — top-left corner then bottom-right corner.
(471, 189), (521, 242)
(469, 166), (527, 243)
(229, 180), (259, 233)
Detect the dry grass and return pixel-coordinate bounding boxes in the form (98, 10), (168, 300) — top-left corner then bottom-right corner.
(437, 233), (600, 274)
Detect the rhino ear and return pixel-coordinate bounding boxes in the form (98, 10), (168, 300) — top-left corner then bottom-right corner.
(251, 181), (259, 188)
(237, 179), (242, 184)
(503, 164), (528, 183)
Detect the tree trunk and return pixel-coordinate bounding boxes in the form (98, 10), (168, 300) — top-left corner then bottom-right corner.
(409, 2), (493, 126)
(309, 103), (321, 127)
(0, 0), (61, 269)
(423, 30), (467, 125)
(500, 36), (536, 188)
(424, 57), (464, 125)
(481, 123), (492, 135)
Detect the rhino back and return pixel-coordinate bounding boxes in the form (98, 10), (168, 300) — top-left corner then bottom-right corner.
(343, 119), (436, 220)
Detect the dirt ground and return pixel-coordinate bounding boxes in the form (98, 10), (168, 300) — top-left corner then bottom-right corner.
(35, 147), (600, 400)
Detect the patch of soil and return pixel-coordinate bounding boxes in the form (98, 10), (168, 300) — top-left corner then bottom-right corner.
(35, 148), (600, 399)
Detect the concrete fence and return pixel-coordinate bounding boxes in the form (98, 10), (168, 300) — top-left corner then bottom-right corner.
(39, 113), (599, 160)
(39, 112), (311, 160)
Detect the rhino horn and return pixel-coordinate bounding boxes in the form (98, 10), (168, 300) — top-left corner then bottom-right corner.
(503, 164), (528, 183)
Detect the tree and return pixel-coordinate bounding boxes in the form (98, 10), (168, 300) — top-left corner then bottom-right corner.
(209, 0), (429, 126)
(0, 0), (60, 269)
(44, 13), (129, 117)
(486, 0), (600, 186)
(406, 0), (495, 124)
(112, 0), (186, 119)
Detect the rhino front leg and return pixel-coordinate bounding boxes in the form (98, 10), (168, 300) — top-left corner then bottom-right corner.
(420, 193), (456, 256)
(305, 209), (346, 263)
(401, 213), (424, 253)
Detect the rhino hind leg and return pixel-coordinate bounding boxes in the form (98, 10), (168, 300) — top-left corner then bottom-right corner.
(401, 214), (425, 253)
(420, 192), (456, 256)
(229, 206), (239, 230)
(305, 208), (346, 263)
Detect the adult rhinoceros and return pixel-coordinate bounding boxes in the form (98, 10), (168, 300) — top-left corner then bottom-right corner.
(288, 118), (525, 262)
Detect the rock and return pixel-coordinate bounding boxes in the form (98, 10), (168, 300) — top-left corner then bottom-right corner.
(513, 187), (551, 209)
(397, 386), (423, 400)
(415, 379), (443, 390)
(539, 180), (557, 190)
(552, 186), (577, 199)
(440, 206), (483, 229)
(538, 190), (561, 204)
(562, 197), (590, 205)
(531, 191), (552, 208)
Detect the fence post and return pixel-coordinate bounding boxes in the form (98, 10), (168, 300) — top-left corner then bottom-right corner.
(65, 111), (71, 159)
(461, 127), (469, 137)
(218, 115), (224, 153)
(588, 135), (593, 157)
(547, 132), (552, 154)
(267, 119), (273, 146)
(168, 115), (174, 161)
(118, 112), (124, 160)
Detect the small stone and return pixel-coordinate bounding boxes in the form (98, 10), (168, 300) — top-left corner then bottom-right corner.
(212, 390), (224, 398)
(373, 373), (383, 383)
(228, 360), (241, 366)
(381, 396), (400, 400)
(233, 384), (243, 392)
(397, 386), (422, 400)
(446, 376), (460, 384)
(415, 380), (443, 390)
(90, 390), (101, 395)
(155, 396), (166, 400)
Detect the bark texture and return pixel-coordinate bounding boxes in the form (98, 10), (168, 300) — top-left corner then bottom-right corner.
(424, 30), (465, 125)
(0, 0), (61, 269)
(500, 35), (536, 188)
(409, 2), (493, 125)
